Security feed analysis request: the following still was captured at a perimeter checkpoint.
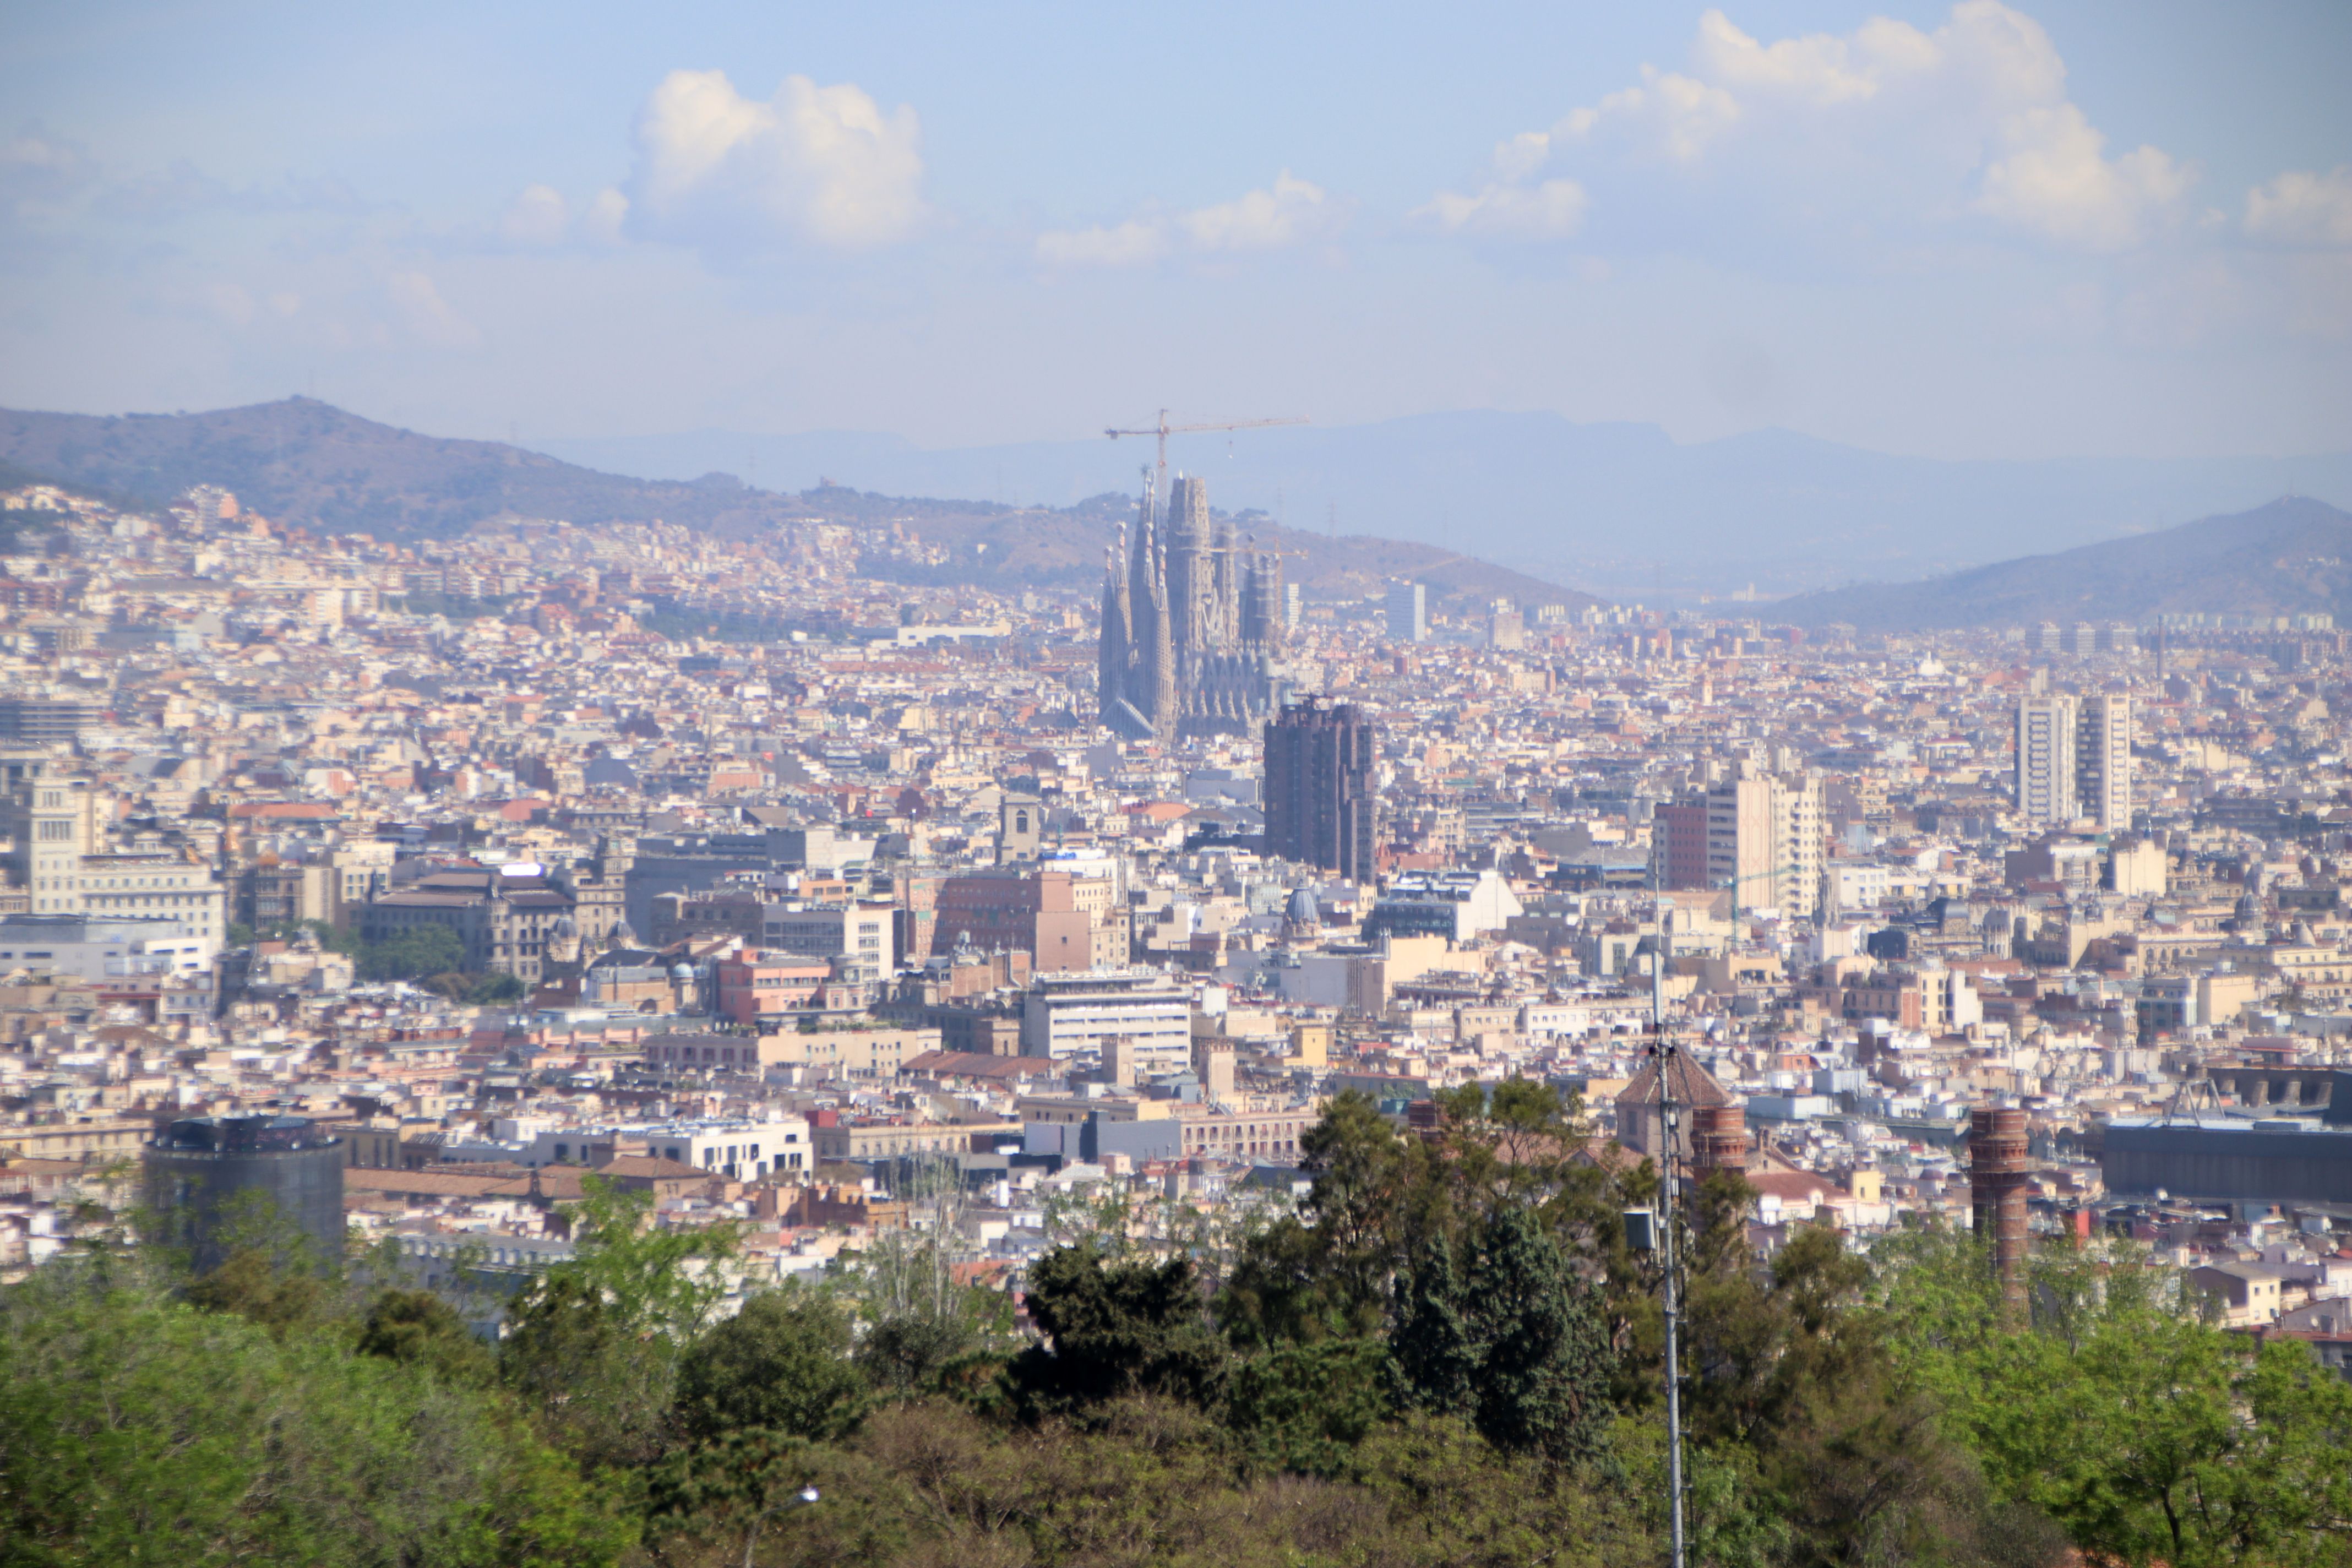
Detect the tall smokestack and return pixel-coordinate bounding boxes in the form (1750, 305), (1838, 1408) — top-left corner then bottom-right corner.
(1691, 1104), (1747, 1173)
(1969, 1106), (2030, 1314)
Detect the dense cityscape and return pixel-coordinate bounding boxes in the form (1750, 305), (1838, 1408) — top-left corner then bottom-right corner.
(7, 467), (2349, 1309)
(2, 454), (2350, 1560)
(9, 0), (2352, 1559)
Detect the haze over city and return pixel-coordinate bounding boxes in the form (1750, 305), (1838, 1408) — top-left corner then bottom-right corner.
(7, 7), (2352, 1568)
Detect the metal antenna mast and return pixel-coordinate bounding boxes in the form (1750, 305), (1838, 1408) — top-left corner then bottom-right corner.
(1642, 855), (1806, 1567)
(1651, 871), (1687, 1568)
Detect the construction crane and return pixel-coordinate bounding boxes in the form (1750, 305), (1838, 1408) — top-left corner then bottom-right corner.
(1104, 409), (1306, 481)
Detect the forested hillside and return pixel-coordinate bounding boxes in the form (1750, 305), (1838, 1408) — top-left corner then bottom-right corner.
(7, 1086), (2347, 1567)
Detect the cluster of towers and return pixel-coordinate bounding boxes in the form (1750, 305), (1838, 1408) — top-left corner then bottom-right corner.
(1098, 475), (1286, 741)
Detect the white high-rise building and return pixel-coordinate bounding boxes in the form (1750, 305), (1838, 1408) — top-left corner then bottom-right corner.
(1703, 766), (1823, 917)
(1386, 581), (1427, 644)
(2076, 693), (2132, 831)
(2015, 693), (2131, 830)
(2015, 695), (2078, 827)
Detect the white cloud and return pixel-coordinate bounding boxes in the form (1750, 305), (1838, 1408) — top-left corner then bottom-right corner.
(1179, 171), (1341, 252)
(1561, 67), (1743, 163)
(1493, 132), (1553, 182)
(386, 271), (480, 348)
(1691, 9), (1888, 105)
(1414, 178), (1588, 241)
(1435, 1), (2193, 253)
(628, 67), (924, 249)
(500, 184), (570, 244)
(1978, 104), (2193, 250)
(1036, 219), (1168, 269)
(2245, 167), (2352, 248)
(1035, 173), (1344, 268)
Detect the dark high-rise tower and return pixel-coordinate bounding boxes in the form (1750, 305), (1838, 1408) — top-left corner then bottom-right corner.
(1263, 698), (1378, 884)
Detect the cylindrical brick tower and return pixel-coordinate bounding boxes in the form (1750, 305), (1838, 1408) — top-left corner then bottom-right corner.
(1691, 1104), (1748, 1173)
(1969, 1106), (2030, 1314)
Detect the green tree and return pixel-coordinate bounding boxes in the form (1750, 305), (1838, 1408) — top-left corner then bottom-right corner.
(1222, 1336), (1390, 1478)
(0, 1265), (625, 1567)
(674, 1287), (867, 1444)
(1427, 1076), (1586, 1224)
(644, 1429), (829, 1568)
(357, 923), (466, 983)
(1002, 1245), (1228, 1418)
(839, 1228), (1017, 1395)
(1922, 1301), (2352, 1567)
(467, 972), (528, 1005)
(502, 1177), (738, 1471)
(356, 1287), (498, 1389)
(170, 1188), (338, 1336)
(1392, 1204), (1616, 1466)
(1468, 1204), (1615, 1463)
(502, 1273), (669, 1472)
(1388, 1230), (1477, 1418)
(1222, 1089), (1424, 1345)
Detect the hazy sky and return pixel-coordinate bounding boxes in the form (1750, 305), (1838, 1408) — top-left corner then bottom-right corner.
(5, 1), (2349, 461)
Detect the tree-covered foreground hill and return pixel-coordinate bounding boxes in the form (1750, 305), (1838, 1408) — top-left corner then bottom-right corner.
(6, 1085), (2349, 1568)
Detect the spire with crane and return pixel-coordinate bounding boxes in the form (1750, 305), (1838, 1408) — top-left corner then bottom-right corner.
(1105, 409), (1308, 507)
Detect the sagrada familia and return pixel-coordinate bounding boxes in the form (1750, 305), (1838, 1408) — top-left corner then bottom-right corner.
(1097, 475), (1286, 741)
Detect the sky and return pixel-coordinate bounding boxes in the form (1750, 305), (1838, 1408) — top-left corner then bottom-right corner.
(4, 0), (2350, 463)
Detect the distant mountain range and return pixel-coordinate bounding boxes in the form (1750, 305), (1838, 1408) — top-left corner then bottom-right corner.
(533, 412), (2352, 601)
(1778, 497), (2352, 630)
(0, 399), (1592, 613)
(11, 397), (2347, 624)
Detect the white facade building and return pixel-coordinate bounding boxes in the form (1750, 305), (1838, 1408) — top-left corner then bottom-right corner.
(0, 913), (216, 982)
(2015, 693), (2131, 831)
(603, 1117), (812, 1180)
(1020, 968), (1192, 1066)
(1386, 581), (1427, 643)
(761, 900), (896, 972)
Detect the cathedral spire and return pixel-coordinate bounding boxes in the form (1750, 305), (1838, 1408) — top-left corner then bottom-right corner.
(1097, 544), (1130, 722)
(1146, 515), (1175, 738)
